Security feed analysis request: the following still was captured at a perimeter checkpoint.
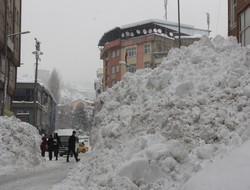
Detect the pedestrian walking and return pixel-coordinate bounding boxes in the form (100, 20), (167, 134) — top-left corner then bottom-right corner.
(53, 133), (61, 160)
(47, 134), (54, 161)
(40, 136), (47, 157)
(66, 131), (80, 162)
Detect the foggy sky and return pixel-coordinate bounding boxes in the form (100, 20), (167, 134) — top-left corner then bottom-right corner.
(19, 0), (227, 89)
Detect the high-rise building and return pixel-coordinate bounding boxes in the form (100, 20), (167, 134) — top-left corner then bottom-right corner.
(0, 0), (22, 114)
(98, 19), (209, 90)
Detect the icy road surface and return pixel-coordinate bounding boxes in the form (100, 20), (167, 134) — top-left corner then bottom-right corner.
(0, 154), (86, 190)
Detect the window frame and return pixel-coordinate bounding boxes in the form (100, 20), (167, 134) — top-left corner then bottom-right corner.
(239, 7), (250, 46)
(127, 64), (136, 73)
(230, 0), (237, 27)
(127, 47), (136, 57)
(144, 43), (151, 54)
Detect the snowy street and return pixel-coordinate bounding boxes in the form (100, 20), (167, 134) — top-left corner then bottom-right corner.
(0, 154), (86, 190)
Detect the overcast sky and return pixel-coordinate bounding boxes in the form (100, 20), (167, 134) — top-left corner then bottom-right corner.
(19, 0), (227, 89)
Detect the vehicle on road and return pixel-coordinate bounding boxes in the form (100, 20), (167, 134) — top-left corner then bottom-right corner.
(78, 135), (90, 153)
(55, 129), (79, 156)
(79, 142), (88, 153)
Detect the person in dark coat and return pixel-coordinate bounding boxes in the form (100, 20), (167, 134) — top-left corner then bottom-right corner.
(66, 131), (80, 162)
(53, 133), (61, 160)
(47, 134), (54, 161)
(40, 136), (47, 157)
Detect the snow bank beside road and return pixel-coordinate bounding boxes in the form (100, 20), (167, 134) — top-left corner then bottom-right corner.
(0, 116), (44, 175)
(54, 35), (250, 189)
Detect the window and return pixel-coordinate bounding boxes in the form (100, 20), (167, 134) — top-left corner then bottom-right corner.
(9, 63), (15, 81)
(230, 0), (237, 27)
(156, 42), (163, 52)
(127, 47), (136, 57)
(144, 44), (150, 54)
(240, 7), (250, 46)
(127, 64), (136, 73)
(144, 62), (151, 68)
(116, 49), (120, 56)
(112, 50), (116, 58)
(112, 66), (116, 74)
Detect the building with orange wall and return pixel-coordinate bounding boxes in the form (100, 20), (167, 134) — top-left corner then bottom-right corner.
(98, 19), (209, 90)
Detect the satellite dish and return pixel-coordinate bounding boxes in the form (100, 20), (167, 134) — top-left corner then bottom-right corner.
(126, 31), (130, 36)
(143, 29), (147, 34)
(148, 29), (153, 33)
(157, 29), (162, 33)
(169, 32), (174, 37)
(130, 32), (134, 37)
(136, 29), (141, 34)
(121, 33), (125, 38)
(153, 28), (157, 33)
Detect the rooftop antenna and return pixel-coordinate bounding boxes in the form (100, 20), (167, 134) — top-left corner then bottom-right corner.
(206, 12), (210, 36)
(164, 0), (168, 20)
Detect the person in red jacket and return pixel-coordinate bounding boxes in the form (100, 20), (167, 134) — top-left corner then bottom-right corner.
(40, 136), (47, 157)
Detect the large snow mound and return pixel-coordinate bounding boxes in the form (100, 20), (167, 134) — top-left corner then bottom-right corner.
(53, 35), (250, 189)
(0, 116), (44, 175)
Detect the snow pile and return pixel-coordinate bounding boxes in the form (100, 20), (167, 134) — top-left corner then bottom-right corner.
(53, 35), (250, 189)
(0, 116), (44, 174)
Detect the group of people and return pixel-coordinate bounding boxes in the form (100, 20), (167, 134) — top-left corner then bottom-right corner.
(40, 132), (61, 160)
(40, 131), (80, 162)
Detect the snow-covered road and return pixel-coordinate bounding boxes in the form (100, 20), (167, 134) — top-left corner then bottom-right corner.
(0, 154), (86, 190)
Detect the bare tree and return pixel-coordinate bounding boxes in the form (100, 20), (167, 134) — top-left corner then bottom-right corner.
(73, 103), (88, 131)
(48, 68), (61, 103)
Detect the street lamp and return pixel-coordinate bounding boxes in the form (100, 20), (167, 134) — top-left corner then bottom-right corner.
(2, 31), (30, 115)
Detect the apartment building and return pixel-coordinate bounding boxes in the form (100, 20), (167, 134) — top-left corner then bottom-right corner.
(228, 0), (250, 46)
(98, 19), (209, 90)
(0, 0), (22, 115)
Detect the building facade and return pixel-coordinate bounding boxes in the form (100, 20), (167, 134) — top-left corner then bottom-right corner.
(0, 0), (22, 115)
(12, 82), (57, 135)
(228, 0), (250, 46)
(98, 19), (209, 90)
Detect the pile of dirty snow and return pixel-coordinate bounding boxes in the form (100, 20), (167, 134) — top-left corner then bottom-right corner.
(0, 116), (44, 175)
(52, 35), (250, 190)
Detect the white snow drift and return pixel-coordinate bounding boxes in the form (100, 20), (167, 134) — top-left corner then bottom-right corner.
(0, 116), (44, 175)
(52, 35), (250, 190)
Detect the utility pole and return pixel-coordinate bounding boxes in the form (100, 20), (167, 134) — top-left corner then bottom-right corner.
(32, 38), (43, 128)
(206, 12), (210, 36)
(177, 0), (181, 48)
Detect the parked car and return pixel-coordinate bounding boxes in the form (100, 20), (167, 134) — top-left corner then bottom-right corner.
(79, 142), (88, 153)
(78, 135), (90, 153)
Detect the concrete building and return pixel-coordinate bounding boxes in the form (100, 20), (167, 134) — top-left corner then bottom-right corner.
(228, 0), (250, 46)
(0, 0), (22, 115)
(98, 19), (209, 90)
(12, 82), (57, 135)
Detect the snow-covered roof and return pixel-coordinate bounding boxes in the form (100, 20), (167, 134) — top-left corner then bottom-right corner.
(98, 18), (209, 46)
